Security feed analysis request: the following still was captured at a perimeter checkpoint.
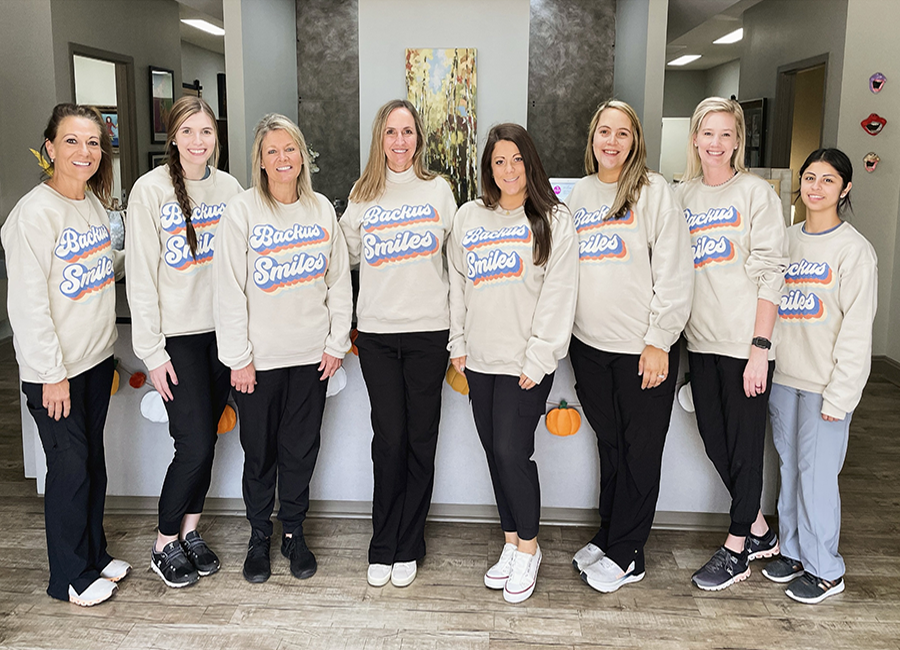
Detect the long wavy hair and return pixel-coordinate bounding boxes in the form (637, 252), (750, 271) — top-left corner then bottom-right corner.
(42, 103), (114, 206)
(165, 96), (220, 260)
(480, 123), (559, 267)
(349, 99), (435, 203)
(584, 99), (649, 220)
(683, 96), (748, 181)
(251, 113), (315, 208)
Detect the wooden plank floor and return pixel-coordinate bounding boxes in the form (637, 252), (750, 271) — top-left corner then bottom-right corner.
(0, 338), (898, 650)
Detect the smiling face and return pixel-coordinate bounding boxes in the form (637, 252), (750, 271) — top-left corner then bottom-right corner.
(261, 128), (303, 196)
(44, 116), (102, 187)
(382, 107), (417, 173)
(491, 139), (527, 206)
(174, 111), (216, 175)
(800, 161), (849, 216)
(592, 108), (634, 182)
(693, 111), (739, 174)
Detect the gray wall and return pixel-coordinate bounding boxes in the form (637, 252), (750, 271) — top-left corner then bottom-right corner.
(739, 0), (849, 165)
(706, 58), (740, 100)
(297, 0), (360, 203)
(181, 41), (225, 120)
(527, 0), (616, 177)
(663, 70), (707, 117)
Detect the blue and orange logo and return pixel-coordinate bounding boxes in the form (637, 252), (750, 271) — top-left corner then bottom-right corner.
(779, 289), (826, 321)
(685, 206), (742, 234)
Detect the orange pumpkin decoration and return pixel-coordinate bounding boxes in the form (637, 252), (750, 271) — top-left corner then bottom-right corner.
(546, 400), (581, 437)
(110, 370), (120, 396)
(349, 328), (359, 356)
(217, 405), (237, 434)
(129, 371), (146, 388)
(445, 364), (469, 395)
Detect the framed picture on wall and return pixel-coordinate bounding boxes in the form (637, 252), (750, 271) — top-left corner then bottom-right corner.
(96, 106), (119, 152)
(150, 65), (175, 144)
(740, 98), (767, 168)
(149, 152), (166, 169)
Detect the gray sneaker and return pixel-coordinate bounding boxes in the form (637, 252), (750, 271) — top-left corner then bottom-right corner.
(785, 573), (844, 604)
(762, 556), (804, 583)
(572, 542), (605, 572)
(691, 547), (750, 591)
(745, 529), (779, 561)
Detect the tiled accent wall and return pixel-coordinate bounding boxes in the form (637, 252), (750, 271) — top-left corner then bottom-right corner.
(527, 0), (616, 178)
(296, 0), (360, 203)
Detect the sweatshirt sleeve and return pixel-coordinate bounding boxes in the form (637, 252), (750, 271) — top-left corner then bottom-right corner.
(124, 197), (170, 370)
(339, 198), (363, 267)
(522, 207), (579, 384)
(745, 182), (788, 305)
(323, 205), (352, 359)
(3, 217), (67, 383)
(446, 205), (469, 359)
(821, 258), (878, 419)
(644, 179), (694, 351)
(213, 197), (253, 370)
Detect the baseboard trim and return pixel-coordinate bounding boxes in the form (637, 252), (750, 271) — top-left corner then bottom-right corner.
(103, 496), (733, 532)
(872, 355), (900, 388)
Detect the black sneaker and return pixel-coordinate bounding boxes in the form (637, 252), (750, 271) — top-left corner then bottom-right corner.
(746, 528), (780, 561)
(151, 540), (199, 588)
(282, 531), (317, 580)
(691, 546), (750, 591)
(785, 572), (845, 604)
(181, 530), (220, 576)
(242, 531), (271, 584)
(762, 556), (804, 583)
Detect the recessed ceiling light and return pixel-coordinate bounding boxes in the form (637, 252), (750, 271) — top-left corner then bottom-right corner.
(714, 28), (743, 44)
(181, 19), (225, 36)
(668, 55), (702, 66)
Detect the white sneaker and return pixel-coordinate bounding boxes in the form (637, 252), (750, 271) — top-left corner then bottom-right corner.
(484, 543), (517, 589)
(581, 556), (645, 593)
(391, 560), (417, 587)
(100, 558), (132, 582)
(68, 578), (117, 606)
(367, 563), (392, 587)
(503, 545), (542, 604)
(572, 542), (605, 572)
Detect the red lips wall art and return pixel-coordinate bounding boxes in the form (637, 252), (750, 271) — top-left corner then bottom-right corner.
(860, 113), (886, 136)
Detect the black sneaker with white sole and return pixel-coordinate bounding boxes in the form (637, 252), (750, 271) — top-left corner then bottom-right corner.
(181, 530), (220, 576)
(151, 540), (199, 588)
(745, 528), (780, 561)
(785, 572), (844, 604)
(691, 546), (750, 591)
(762, 556), (804, 583)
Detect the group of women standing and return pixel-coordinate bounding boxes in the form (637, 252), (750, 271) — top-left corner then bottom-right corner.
(3, 93), (875, 608)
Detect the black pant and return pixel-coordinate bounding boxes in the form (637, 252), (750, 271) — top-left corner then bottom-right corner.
(22, 356), (115, 601)
(356, 330), (449, 565)
(157, 332), (231, 536)
(569, 337), (678, 573)
(466, 369), (555, 541)
(689, 352), (775, 537)
(233, 364), (327, 538)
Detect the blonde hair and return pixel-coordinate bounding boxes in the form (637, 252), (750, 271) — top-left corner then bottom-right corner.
(349, 99), (435, 203)
(251, 114), (315, 208)
(584, 99), (649, 220)
(684, 97), (748, 181)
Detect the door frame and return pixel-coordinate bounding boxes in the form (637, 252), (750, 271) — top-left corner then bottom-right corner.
(770, 54), (828, 168)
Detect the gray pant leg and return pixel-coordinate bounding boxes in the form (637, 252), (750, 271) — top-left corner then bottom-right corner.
(769, 383), (801, 562)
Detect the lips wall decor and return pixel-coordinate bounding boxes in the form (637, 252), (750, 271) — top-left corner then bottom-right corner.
(869, 72), (886, 93)
(861, 113), (887, 136)
(863, 152), (880, 173)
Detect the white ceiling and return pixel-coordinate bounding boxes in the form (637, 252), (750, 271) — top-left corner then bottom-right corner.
(178, 0), (225, 55)
(666, 0), (764, 71)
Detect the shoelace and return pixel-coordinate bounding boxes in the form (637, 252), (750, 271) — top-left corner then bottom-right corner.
(508, 552), (533, 584)
(494, 545), (516, 575)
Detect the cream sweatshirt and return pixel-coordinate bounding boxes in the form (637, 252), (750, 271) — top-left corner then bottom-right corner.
(773, 222), (877, 419)
(2, 184), (123, 383)
(339, 167), (456, 333)
(125, 165), (242, 370)
(675, 172), (788, 360)
(214, 188), (352, 371)
(447, 200), (579, 383)
(567, 172), (693, 354)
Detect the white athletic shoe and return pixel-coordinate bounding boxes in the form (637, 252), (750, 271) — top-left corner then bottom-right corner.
(100, 558), (132, 582)
(484, 543), (517, 590)
(503, 545), (542, 604)
(68, 578), (117, 606)
(390, 560), (417, 587)
(367, 563), (392, 587)
(581, 556), (645, 593)
(572, 542), (605, 572)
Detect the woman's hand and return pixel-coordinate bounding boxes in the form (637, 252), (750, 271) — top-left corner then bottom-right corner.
(42, 379), (70, 421)
(519, 373), (536, 390)
(231, 362), (257, 394)
(451, 356), (466, 375)
(743, 347), (769, 397)
(149, 361), (179, 402)
(822, 413), (842, 422)
(638, 344), (668, 390)
(318, 353), (342, 380)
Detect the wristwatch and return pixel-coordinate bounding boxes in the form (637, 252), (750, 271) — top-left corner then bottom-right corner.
(751, 336), (772, 350)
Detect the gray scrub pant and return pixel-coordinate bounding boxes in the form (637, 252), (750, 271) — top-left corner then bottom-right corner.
(769, 383), (851, 580)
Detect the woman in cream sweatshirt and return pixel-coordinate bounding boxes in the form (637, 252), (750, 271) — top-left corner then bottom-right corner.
(215, 114), (351, 584)
(567, 100), (693, 594)
(340, 100), (457, 589)
(126, 97), (242, 588)
(2, 104), (128, 606)
(675, 97), (788, 592)
(763, 148), (877, 605)
(448, 123), (578, 604)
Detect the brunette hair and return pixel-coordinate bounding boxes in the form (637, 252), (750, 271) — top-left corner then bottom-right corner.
(251, 114), (315, 208)
(349, 99), (435, 203)
(165, 96), (220, 259)
(42, 103), (114, 206)
(481, 123), (559, 266)
(798, 148), (854, 214)
(684, 96), (748, 181)
(584, 99), (649, 220)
